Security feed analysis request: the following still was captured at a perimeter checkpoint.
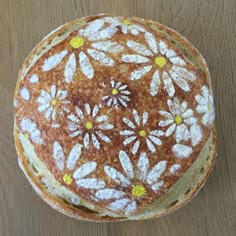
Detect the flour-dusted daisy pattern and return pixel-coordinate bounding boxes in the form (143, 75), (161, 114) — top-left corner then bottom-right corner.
(53, 141), (105, 190)
(120, 110), (164, 154)
(159, 97), (202, 158)
(14, 15), (216, 219)
(195, 86), (215, 126)
(37, 85), (69, 123)
(121, 32), (196, 97)
(20, 118), (43, 144)
(95, 150), (180, 215)
(42, 18), (124, 81)
(68, 103), (114, 150)
(102, 80), (131, 108)
(103, 16), (146, 35)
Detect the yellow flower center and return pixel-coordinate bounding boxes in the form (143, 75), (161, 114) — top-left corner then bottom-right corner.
(132, 184), (146, 198)
(112, 88), (119, 95)
(70, 36), (85, 49)
(51, 99), (58, 107)
(63, 173), (73, 185)
(208, 103), (211, 112)
(155, 56), (167, 67)
(123, 19), (130, 25)
(25, 133), (29, 139)
(85, 121), (94, 130)
(175, 115), (183, 125)
(139, 130), (147, 137)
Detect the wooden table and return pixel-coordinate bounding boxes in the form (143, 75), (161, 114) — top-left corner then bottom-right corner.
(0, 0), (235, 235)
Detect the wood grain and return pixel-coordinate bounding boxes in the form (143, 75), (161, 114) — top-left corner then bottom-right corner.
(0, 0), (235, 235)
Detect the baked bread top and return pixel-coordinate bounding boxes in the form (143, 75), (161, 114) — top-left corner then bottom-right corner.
(14, 14), (215, 217)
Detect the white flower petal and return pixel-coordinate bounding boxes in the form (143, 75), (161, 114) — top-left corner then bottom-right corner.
(159, 119), (174, 127)
(169, 70), (190, 92)
(169, 56), (186, 66)
(96, 131), (111, 143)
(176, 124), (190, 142)
(121, 54), (150, 64)
(159, 110), (173, 119)
(132, 110), (140, 125)
(79, 19), (104, 38)
(151, 180), (164, 192)
(148, 135), (162, 146)
(70, 130), (82, 138)
(165, 123), (176, 136)
(146, 139), (156, 153)
(67, 144), (82, 170)
(130, 65), (152, 81)
(146, 160), (167, 184)
(20, 87), (30, 100)
(137, 152), (149, 179)
(64, 53), (76, 83)
(123, 117), (136, 129)
(119, 150), (134, 179)
(131, 140), (140, 155)
(92, 133), (100, 150)
(45, 107), (53, 120)
(159, 40), (168, 55)
(29, 74), (39, 83)
(172, 144), (192, 158)
(149, 70), (161, 96)
(95, 26), (118, 40)
(84, 103), (91, 115)
(53, 141), (65, 171)
(123, 136), (137, 146)
(182, 109), (193, 118)
(110, 198), (130, 211)
(96, 189), (125, 200)
(120, 130), (135, 136)
(190, 124), (202, 146)
(195, 95), (206, 106)
(172, 66), (196, 81)
(149, 130), (164, 136)
(144, 32), (158, 54)
(42, 50), (68, 71)
(165, 49), (177, 58)
(162, 71), (175, 97)
(92, 105), (100, 117)
(58, 90), (68, 100)
(74, 107), (84, 120)
(84, 133), (90, 148)
(92, 40), (124, 53)
(127, 40), (153, 56)
(87, 49), (114, 66)
(51, 109), (57, 121)
(98, 123), (114, 130)
(125, 201), (137, 214)
(169, 164), (181, 175)
(118, 97), (128, 107)
(184, 117), (197, 125)
(51, 85), (57, 98)
(104, 166), (131, 187)
(79, 52), (94, 79)
(38, 104), (50, 112)
(96, 115), (108, 123)
(196, 104), (208, 114)
(142, 112), (149, 125)
(68, 114), (79, 123)
(76, 178), (105, 189)
(73, 161), (97, 179)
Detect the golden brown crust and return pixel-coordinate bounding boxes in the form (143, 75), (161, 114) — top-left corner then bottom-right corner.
(14, 14), (217, 220)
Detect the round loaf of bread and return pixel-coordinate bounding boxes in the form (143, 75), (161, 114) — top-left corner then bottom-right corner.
(14, 14), (217, 221)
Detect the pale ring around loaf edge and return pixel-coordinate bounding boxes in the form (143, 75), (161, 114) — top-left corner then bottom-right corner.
(13, 14), (217, 221)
